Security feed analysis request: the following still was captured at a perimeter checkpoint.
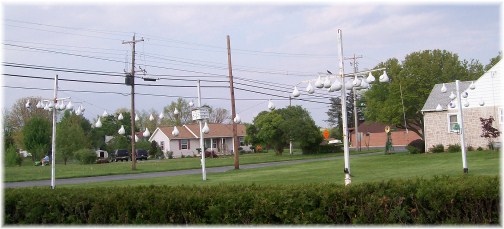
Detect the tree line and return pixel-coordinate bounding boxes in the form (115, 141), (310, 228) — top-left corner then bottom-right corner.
(3, 97), (231, 166)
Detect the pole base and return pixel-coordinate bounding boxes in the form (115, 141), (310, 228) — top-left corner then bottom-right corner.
(463, 168), (468, 174)
(344, 174), (351, 186)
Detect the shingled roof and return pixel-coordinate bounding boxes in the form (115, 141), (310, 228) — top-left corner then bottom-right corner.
(421, 81), (472, 112)
(155, 123), (247, 140)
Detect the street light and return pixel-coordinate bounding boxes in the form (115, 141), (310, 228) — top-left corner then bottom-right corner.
(290, 29), (388, 186)
(436, 80), (481, 174)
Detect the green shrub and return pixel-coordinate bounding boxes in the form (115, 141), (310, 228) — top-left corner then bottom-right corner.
(467, 145), (474, 151)
(407, 139), (425, 154)
(477, 146), (484, 151)
(406, 145), (420, 154)
(429, 144), (444, 153)
(5, 146), (23, 166)
(4, 176), (499, 224)
(167, 151), (173, 159)
(447, 144), (461, 153)
(74, 149), (97, 164)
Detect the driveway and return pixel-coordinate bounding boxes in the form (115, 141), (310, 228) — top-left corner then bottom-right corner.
(4, 152), (385, 188)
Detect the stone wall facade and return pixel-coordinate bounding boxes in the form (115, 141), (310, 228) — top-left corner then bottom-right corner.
(424, 106), (501, 150)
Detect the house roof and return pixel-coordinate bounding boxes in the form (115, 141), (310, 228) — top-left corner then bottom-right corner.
(154, 123), (247, 140)
(421, 81), (472, 112)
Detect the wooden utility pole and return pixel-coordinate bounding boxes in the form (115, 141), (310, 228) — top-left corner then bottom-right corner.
(123, 34), (144, 170)
(227, 35), (239, 170)
(345, 54), (363, 151)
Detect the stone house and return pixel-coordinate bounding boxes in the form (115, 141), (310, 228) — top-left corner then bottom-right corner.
(421, 60), (503, 150)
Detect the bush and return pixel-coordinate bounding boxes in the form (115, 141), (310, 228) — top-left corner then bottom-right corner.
(314, 144), (342, 154)
(447, 144), (461, 153)
(74, 149), (97, 164)
(407, 139), (425, 154)
(406, 145), (420, 154)
(4, 176), (499, 224)
(167, 151), (173, 159)
(5, 146), (23, 166)
(205, 151), (218, 158)
(467, 145), (474, 151)
(429, 144), (444, 153)
(477, 146), (484, 151)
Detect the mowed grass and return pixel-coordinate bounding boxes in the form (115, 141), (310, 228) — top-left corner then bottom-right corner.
(59, 150), (500, 188)
(4, 149), (377, 182)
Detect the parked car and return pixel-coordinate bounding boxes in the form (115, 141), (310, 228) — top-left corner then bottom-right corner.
(135, 149), (149, 161)
(111, 149), (130, 162)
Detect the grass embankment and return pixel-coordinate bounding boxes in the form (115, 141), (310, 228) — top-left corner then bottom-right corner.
(4, 149), (378, 182)
(58, 150), (499, 188)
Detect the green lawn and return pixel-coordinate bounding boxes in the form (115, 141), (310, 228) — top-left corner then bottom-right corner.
(4, 149), (377, 182)
(59, 150), (499, 188)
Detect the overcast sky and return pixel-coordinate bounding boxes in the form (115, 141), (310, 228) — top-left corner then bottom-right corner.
(1, 1), (501, 128)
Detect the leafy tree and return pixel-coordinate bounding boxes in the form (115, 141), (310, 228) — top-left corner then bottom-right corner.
(325, 89), (364, 138)
(135, 139), (151, 150)
(5, 97), (52, 149)
(363, 50), (482, 139)
(3, 109), (15, 149)
(484, 52), (502, 71)
(161, 98), (194, 126)
(277, 106), (323, 153)
(248, 111), (285, 155)
(92, 110), (138, 150)
(22, 116), (51, 162)
(56, 112), (91, 165)
(247, 106), (322, 155)
(105, 135), (130, 153)
(480, 116), (501, 150)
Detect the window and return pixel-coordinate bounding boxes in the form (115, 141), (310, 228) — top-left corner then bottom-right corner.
(160, 141), (165, 151)
(180, 139), (189, 150)
(239, 137), (245, 146)
(447, 114), (459, 133)
(212, 139), (217, 149)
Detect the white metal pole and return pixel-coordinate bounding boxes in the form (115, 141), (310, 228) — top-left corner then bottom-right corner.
(51, 75), (58, 189)
(197, 80), (207, 180)
(455, 80), (468, 173)
(289, 140), (293, 155)
(338, 29), (351, 185)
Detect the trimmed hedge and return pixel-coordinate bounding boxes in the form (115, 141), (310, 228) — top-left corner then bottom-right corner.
(4, 176), (499, 224)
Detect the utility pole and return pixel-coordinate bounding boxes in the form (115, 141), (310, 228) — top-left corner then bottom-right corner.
(227, 35), (239, 170)
(123, 34), (144, 170)
(345, 54), (363, 151)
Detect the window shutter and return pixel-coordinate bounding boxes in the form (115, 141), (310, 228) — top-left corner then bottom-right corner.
(188, 139), (191, 149)
(179, 140), (181, 150)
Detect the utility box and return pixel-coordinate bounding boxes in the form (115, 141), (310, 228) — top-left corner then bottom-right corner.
(125, 74), (133, 86)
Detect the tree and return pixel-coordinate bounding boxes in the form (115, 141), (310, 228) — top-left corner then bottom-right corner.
(22, 116), (51, 162)
(484, 52), (501, 71)
(480, 116), (501, 150)
(208, 107), (230, 124)
(5, 97), (52, 149)
(363, 50), (482, 139)
(246, 106), (322, 155)
(248, 111), (285, 155)
(277, 106), (323, 153)
(325, 89), (364, 139)
(56, 112), (91, 165)
(161, 98), (194, 126)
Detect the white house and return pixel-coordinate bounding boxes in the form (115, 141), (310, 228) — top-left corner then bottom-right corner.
(421, 60), (503, 150)
(148, 123), (250, 158)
